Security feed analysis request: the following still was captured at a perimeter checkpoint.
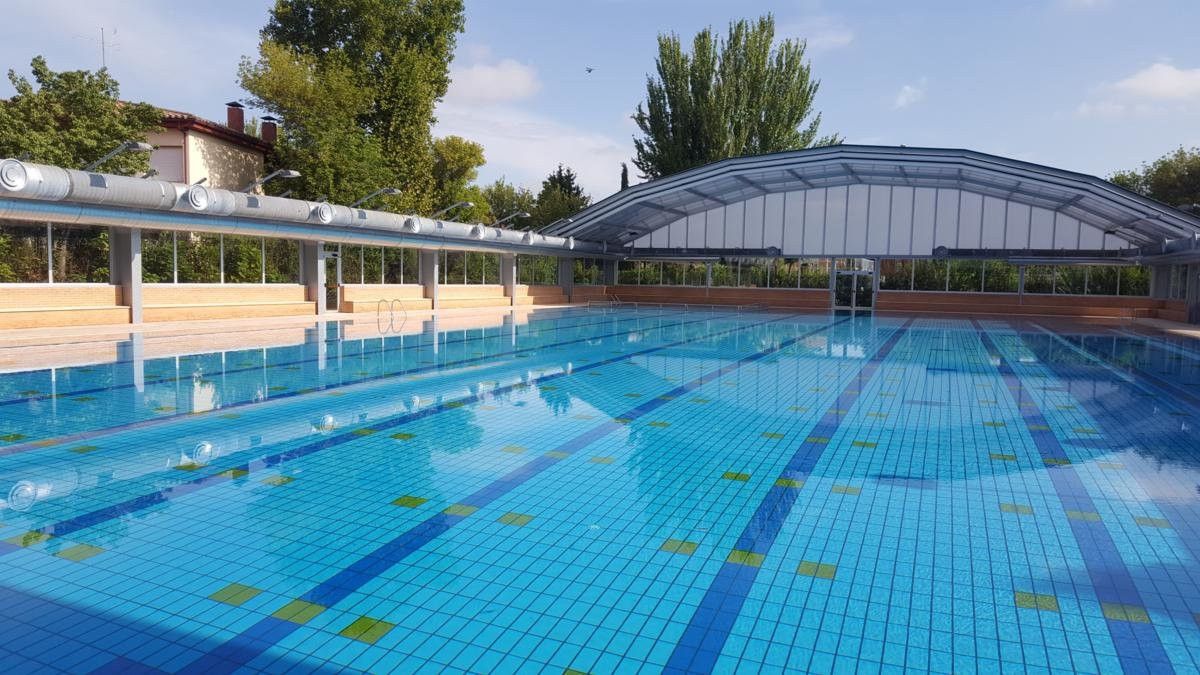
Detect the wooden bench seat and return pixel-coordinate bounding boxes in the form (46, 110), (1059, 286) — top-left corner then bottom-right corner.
(0, 306), (130, 329)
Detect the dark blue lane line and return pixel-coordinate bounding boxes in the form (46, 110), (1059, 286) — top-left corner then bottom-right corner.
(0, 307), (677, 410)
(0, 310), (722, 458)
(662, 319), (912, 675)
(973, 320), (1174, 674)
(178, 316), (857, 674)
(3, 313), (814, 551)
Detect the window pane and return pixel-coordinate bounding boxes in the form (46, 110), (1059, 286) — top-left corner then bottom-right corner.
(618, 260), (638, 284)
(177, 233), (220, 283)
(772, 259), (798, 288)
(341, 245), (363, 284)
(1056, 266), (1086, 295)
(363, 247), (384, 284)
(1120, 265), (1150, 296)
(1086, 266), (1118, 295)
(142, 230), (174, 283)
(741, 260), (767, 287)
(913, 260), (947, 291)
(878, 259), (913, 290)
(947, 260), (982, 292)
(264, 239), (299, 283)
(52, 226), (109, 282)
(1024, 266), (1053, 293)
(798, 259), (830, 289)
(0, 224), (48, 282)
(222, 235), (263, 283)
(983, 261), (1018, 293)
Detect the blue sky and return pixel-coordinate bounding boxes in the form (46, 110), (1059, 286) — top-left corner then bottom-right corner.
(3, 0), (1199, 198)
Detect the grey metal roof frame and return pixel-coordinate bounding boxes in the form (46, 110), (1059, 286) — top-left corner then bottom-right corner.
(550, 145), (1200, 254)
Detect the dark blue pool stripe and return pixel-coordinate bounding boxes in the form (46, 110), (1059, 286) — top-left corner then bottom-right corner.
(664, 319), (913, 675)
(0, 309), (720, 457)
(3, 313), (815, 551)
(178, 316), (857, 674)
(0, 307), (678, 412)
(973, 321), (1173, 674)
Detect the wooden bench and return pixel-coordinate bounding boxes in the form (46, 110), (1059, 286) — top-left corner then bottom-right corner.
(437, 284), (511, 309)
(513, 285), (567, 306)
(340, 284), (433, 312)
(875, 291), (1173, 319)
(142, 284), (315, 322)
(604, 285), (830, 309)
(0, 285), (129, 328)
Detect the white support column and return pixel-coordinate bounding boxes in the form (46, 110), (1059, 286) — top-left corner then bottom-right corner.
(110, 228), (143, 323)
(419, 250), (440, 310)
(602, 259), (618, 285)
(501, 253), (517, 306)
(300, 241), (326, 314)
(558, 257), (575, 303)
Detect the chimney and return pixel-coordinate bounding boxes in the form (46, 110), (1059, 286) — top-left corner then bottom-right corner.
(225, 101), (245, 132)
(261, 115), (279, 144)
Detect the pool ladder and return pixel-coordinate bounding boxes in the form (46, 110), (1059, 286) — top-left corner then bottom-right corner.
(376, 299), (409, 334)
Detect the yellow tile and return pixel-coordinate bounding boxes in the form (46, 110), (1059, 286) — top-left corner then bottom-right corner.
(572, 414), (596, 420)
(498, 512), (534, 527)
(152, 406), (176, 414)
(1029, 424), (1051, 431)
(69, 445), (100, 454)
(831, 409), (849, 415)
(272, 599), (325, 624)
(978, 399), (997, 405)
(990, 453), (1017, 462)
(564, 669), (590, 675)
(809, 387), (826, 393)
(866, 412), (888, 419)
(807, 436), (830, 444)
(982, 421), (1005, 428)
(761, 432), (785, 440)
(657, 395), (676, 401)
(351, 428), (377, 436)
(726, 549), (764, 567)
(1057, 405), (1076, 411)
(1135, 516), (1172, 529)
(660, 539), (698, 555)
(545, 451), (569, 460)
(624, 393), (643, 398)
(444, 504), (478, 517)
(851, 441), (877, 449)
(690, 398), (710, 404)
(1043, 458), (1072, 466)
(648, 421), (671, 428)
(1066, 510), (1101, 522)
(174, 463), (204, 472)
(443, 401), (466, 409)
(1098, 462), (1124, 470)
(722, 471), (751, 482)
(339, 616), (396, 644)
(262, 476), (294, 487)
(1000, 503), (1034, 515)
(788, 406), (809, 412)
(209, 582), (263, 606)
(392, 495), (428, 508)
(218, 469), (249, 479)
(832, 485), (861, 496)
(31, 439), (59, 448)
(1073, 427), (1099, 435)
(218, 413), (241, 420)
(590, 456), (615, 465)
(775, 478), (805, 489)
(501, 445), (527, 454)
(613, 418), (632, 425)
(391, 432), (415, 441)
(796, 561), (837, 580)
(54, 543), (104, 562)
(1101, 603), (1151, 624)
(1014, 591), (1059, 612)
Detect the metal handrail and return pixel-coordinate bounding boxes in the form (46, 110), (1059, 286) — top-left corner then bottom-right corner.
(376, 298), (409, 333)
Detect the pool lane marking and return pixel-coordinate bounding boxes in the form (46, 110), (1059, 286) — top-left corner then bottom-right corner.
(1, 313), (825, 553)
(662, 319), (912, 675)
(0, 308), (680, 412)
(0, 310), (728, 457)
(973, 321), (1173, 673)
(176, 316), (857, 674)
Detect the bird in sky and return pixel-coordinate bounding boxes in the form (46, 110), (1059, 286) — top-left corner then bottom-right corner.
(585, 66), (595, 74)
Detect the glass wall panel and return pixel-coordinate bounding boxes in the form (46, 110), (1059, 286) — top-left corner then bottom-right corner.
(222, 235), (263, 283)
(177, 233), (220, 283)
(264, 239), (298, 283)
(711, 261), (734, 287)
(51, 226), (109, 282)
(1120, 265), (1150, 296)
(142, 230), (174, 282)
(661, 262), (687, 285)
(913, 260), (947, 291)
(1024, 265), (1053, 294)
(983, 261), (1018, 293)
(617, 260), (639, 285)
(0, 224), (49, 282)
(772, 259), (798, 288)
(363, 247), (384, 284)
(740, 259), (767, 287)
(383, 247), (415, 284)
(574, 258), (601, 285)
(1086, 266), (1119, 295)
(518, 255), (558, 285)
(797, 259), (830, 289)
(947, 260), (982, 292)
(1056, 266), (1086, 295)
(878, 259), (913, 291)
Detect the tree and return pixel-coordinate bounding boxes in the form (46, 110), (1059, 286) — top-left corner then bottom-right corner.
(0, 56), (160, 173)
(531, 164), (590, 228)
(632, 14), (838, 180)
(620, 162), (630, 190)
(244, 0), (466, 212)
(481, 179), (536, 226)
(431, 135), (485, 211)
(1110, 147), (1200, 209)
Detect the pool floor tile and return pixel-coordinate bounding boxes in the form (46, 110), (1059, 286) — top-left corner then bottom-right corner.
(209, 583), (264, 607)
(339, 616), (396, 644)
(271, 600), (326, 625)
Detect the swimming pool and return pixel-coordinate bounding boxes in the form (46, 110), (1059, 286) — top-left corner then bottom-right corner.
(1, 306), (1200, 673)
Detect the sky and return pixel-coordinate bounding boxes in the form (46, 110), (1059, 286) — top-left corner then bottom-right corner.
(2, 0), (1199, 199)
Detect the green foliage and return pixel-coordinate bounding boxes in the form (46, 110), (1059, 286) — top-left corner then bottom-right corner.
(620, 163), (630, 190)
(431, 135), (486, 215)
(531, 165), (590, 228)
(481, 179), (536, 226)
(244, 0), (465, 212)
(1110, 147), (1200, 208)
(632, 14), (838, 180)
(0, 56), (160, 173)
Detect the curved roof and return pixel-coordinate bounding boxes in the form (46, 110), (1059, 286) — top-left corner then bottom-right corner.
(550, 145), (1200, 250)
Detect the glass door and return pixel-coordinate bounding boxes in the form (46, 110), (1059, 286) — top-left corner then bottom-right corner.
(854, 273), (874, 309)
(832, 270), (875, 311)
(833, 272), (855, 310)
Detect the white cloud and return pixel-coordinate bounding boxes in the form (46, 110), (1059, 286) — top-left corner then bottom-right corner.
(445, 58), (541, 105)
(893, 78), (927, 109)
(778, 15), (854, 52)
(1075, 61), (1200, 119)
(1060, 0), (1110, 9)
(1112, 62), (1200, 101)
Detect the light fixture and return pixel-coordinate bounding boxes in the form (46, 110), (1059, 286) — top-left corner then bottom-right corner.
(141, 169), (159, 179)
(495, 210), (531, 227)
(350, 187), (401, 208)
(431, 200), (474, 219)
(192, 177), (207, 186)
(241, 168), (300, 193)
(82, 140), (154, 172)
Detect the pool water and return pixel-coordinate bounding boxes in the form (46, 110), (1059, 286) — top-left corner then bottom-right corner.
(2, 307), (1200, 673)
